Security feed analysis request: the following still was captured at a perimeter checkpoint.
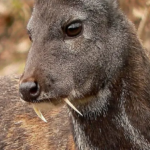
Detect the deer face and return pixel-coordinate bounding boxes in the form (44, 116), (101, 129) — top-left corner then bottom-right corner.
(19, 0), (129, 112)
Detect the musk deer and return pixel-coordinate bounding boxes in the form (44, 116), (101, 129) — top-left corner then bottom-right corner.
(1, 0), (150, 149)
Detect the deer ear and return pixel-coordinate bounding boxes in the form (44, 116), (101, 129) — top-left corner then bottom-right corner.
(106, 0), (119, 9)
(113, 0), (119, 8)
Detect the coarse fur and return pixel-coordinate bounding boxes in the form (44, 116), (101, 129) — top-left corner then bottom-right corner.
(2, 0), (150, 149)
(0, 76), (74, 150)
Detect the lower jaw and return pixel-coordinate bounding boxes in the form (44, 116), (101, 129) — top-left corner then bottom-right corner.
(30, 95), (96, 111)
(30, 97), (84, 122)
(31, 101), (64, 110)
(30, 101), (65, 123)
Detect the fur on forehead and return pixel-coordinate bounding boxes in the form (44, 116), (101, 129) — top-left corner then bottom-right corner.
(80, 0), (118, 9)
(35, 0), (118, 10)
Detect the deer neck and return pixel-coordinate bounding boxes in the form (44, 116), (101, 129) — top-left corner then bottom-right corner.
(69, 73), (150, 150)
(69, 87), (125, 149)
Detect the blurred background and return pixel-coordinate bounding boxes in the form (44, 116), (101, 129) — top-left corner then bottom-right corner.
(0, 0), (150, 76)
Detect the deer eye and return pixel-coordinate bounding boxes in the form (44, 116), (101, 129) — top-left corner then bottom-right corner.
(64, 21), (83, 38)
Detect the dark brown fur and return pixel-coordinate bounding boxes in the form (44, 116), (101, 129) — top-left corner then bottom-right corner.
(1, 0), (150, 149)
(0, 76), (75, 150)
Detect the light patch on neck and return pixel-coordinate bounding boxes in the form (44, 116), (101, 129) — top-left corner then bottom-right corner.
(70, 87), (111, 150)
(71, 113), (96, 150)
(76, 87), (111, 118)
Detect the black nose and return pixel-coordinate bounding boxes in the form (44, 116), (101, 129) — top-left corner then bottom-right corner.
(19, 81), (40, 102)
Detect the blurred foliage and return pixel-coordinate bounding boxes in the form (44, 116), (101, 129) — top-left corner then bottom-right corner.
(0, 0), (150, 75)
(120, 0), (150, 49)
(0, 0), (34, 75)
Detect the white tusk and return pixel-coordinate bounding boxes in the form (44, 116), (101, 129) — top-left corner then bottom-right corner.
(32, 104), (47, 122)
(20, 98), (25, 103)
(64, 98), (83, 116)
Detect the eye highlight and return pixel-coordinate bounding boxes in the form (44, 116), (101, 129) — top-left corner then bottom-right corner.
(64, 21), (83, 38)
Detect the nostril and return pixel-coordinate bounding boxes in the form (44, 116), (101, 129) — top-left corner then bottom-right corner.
(29, 82), (40, 96)
(19, 81), (41, 102)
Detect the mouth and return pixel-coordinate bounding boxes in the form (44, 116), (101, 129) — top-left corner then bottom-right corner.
(26, 97), (83, 122)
